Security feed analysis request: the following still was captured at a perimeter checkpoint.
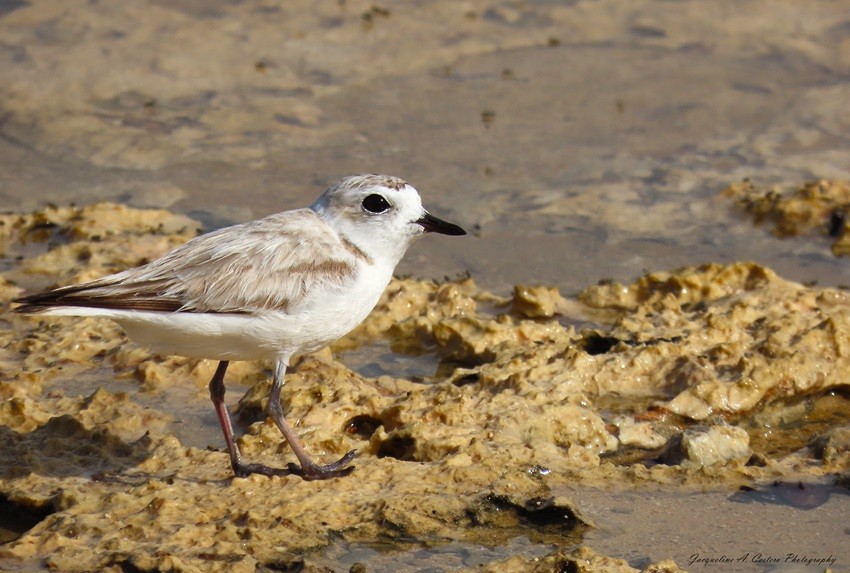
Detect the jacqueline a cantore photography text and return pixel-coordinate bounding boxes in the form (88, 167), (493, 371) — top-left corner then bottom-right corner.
(688, 552), (838, 569)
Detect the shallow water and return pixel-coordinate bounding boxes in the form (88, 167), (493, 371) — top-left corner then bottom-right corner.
(302, 482), (850, 572)
(2, 1), (850, 296)
(578, 483), (850, 572)
(312, 536), (560, 573)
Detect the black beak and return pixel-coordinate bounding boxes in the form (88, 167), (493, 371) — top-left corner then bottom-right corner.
(416, 212), (466, 236)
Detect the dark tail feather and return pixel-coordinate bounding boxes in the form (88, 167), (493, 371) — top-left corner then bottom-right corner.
(13, 281), (186, 313)
(13, 303), (53, 314)
(12, 284), (96, 314)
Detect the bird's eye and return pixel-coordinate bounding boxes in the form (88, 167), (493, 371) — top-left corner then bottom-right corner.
(362, 194), (391, 214)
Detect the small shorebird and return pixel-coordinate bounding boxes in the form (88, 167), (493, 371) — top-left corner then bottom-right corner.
(14, 174), (466, 480)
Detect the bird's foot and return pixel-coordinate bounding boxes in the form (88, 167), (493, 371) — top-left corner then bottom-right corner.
(286, 450), (357, 481)
(230, 451), (356, 481)
(232, 461), (295, 479)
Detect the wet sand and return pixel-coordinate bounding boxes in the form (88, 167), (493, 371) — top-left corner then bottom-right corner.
(2, 0), (850, 293)
(1, 204), (849, 572)
(2, 0), (850, 571)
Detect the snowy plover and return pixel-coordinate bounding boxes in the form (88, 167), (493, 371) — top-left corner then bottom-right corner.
(14, 174), (466, 480)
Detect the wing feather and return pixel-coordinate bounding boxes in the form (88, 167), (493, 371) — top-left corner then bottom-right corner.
(14, 209), (361, 315)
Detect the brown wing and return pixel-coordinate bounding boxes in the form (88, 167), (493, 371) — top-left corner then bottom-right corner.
(14, 209), (360, 315)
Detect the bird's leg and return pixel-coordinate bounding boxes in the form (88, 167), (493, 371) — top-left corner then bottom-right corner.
(268, 360), (356, 480)
(209, 360), (290, 478)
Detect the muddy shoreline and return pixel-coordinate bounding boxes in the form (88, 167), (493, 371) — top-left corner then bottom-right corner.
(0, 202), (848, 572)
